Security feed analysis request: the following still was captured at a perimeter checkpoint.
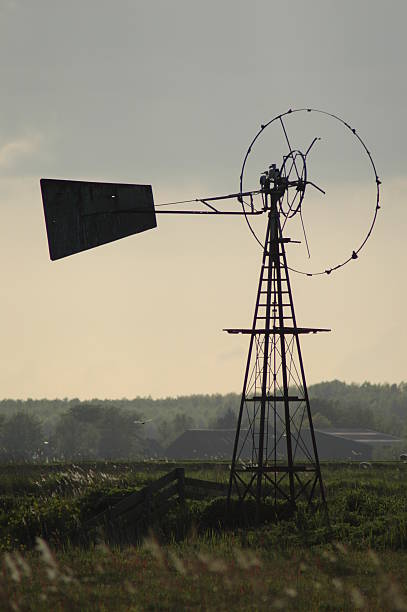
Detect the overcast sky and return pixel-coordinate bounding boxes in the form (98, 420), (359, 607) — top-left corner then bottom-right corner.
(0, 0), (405, 399)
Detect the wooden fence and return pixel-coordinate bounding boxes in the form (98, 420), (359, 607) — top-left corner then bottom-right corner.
(85, 468), (228, 544)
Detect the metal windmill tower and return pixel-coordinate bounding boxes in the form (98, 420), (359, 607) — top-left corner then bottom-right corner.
(225, 163), (329, 510)
(40, 108), (381, 516)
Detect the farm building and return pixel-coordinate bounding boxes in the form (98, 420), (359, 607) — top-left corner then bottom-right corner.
(315, 428), (403, 456)
(165, 427), (403, 461)
(165, 429), (238, 460)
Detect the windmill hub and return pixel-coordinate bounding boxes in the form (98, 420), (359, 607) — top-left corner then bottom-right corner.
(258, 149), (309, 217)
(259, 164), (288, 207)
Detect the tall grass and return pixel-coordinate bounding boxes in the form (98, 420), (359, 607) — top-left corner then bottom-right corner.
(1, 461), (407, 609)
(2, 537), (407, 610)
(1, 461), (407, 551)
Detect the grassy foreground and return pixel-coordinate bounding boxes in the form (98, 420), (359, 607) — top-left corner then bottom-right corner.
(2, 538), (407, 611)
(1, 461), (407, 610)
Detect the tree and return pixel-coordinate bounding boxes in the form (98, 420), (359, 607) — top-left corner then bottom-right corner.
(53, 404), (143, 460)
(210, 407), (237, 429)
(97, 407), (140, 459)
(311, 412), (332, 429)
(157, 412), (196, 446)
(1, 412), (43, 461)
(54, 413), (99, 460)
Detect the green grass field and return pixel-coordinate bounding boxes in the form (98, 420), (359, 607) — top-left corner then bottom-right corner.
(1, 461), (407, 610)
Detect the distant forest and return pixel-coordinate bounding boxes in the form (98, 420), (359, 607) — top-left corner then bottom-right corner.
(0, 381), (405, 461)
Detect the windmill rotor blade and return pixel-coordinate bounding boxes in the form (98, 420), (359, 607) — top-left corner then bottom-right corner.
(299, 209), (311, 259)
(41, 178), (156, 260)
(304, 137), (321, 158)
(279, 116), (300, 180)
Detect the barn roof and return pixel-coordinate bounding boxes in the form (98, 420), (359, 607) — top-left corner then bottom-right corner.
(164, 427), (402, 461)
(165, 429), (239, 460)
(316, 428), (403, 444)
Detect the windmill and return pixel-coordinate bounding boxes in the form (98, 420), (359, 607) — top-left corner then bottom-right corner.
(40, 108), (380, 515)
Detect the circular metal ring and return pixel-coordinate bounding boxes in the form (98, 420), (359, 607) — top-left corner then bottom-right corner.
(239, 108), (381, 276)
(279, 150), (307, 219)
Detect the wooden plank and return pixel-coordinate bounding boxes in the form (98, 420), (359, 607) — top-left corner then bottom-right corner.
(184, 477), (229, 493)
(85, 468), (182, 531)
(86, 502), (123, 529)
(116, 483), (179, 524)
(108, 469), (180, 519)
(108, 488), (146, 519)
(147, 469), (179, 494)
(186, 490), (225, 500)
(153, 482), (180, 507)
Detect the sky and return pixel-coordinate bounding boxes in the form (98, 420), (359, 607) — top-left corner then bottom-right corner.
(0, 0), (406, 399)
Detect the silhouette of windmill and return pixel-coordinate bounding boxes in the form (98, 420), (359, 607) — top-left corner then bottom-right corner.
(40, 108), (380, 515)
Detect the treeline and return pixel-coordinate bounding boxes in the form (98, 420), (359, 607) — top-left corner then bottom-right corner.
(0, 406), (145, 462)
(309, 381), (407, 435)
(0, 397), (239, 461)
(0, 381), (405, 460)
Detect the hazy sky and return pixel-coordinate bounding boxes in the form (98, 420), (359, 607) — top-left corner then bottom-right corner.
(0, 0), (406, 399)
